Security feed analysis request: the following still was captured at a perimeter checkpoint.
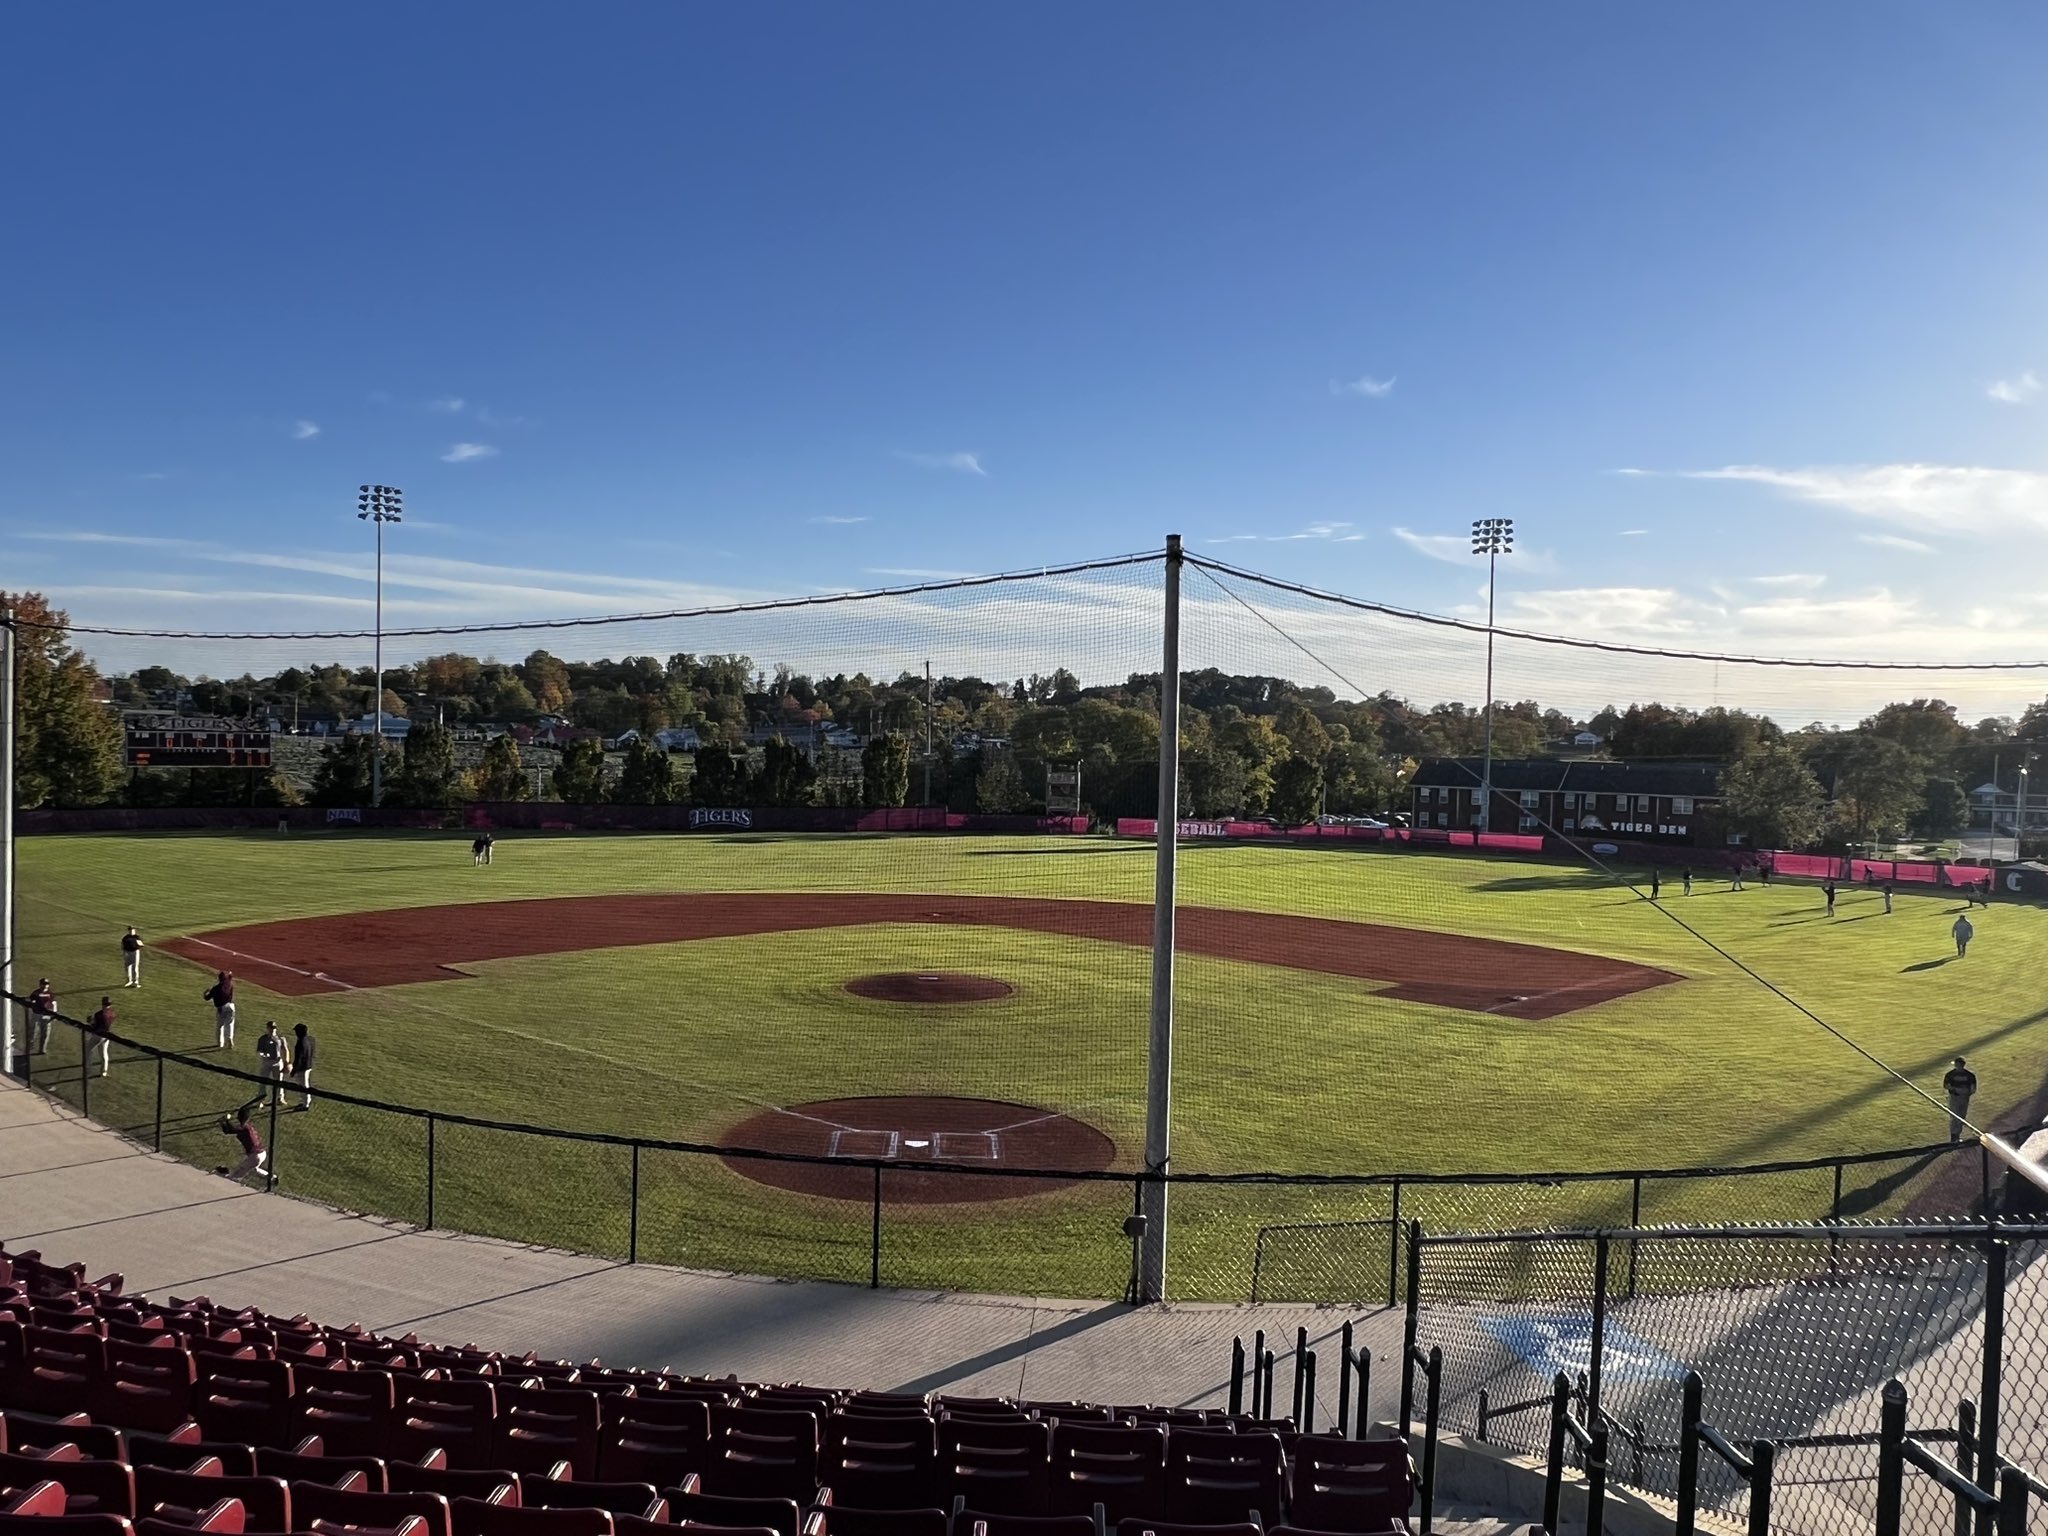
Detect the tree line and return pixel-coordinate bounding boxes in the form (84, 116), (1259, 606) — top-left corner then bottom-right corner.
(6, 592), (2040, 847)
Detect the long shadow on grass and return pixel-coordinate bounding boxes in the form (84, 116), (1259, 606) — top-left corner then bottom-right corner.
(1684, 1002), (2048, 1170)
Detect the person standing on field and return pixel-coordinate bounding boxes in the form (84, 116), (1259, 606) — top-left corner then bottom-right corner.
(1953, 912), (1975, 958)
(1883, 881), (1895, 914)
(1731, 863), (1745, 892)
(205, 971), (237, 1049)
(291, 1023), (316, 1110)
(256, 1021), (287, 1106)
(27, 979), (57, 1055)
(1823, 880), (1838, 916)
(1648, 869), (1661, 901)
(87, 996), (115, 1077)
(121, 926), (144, 988)
(1944, 1056), (1977, 1142)
(1681, 868), (1694, 897)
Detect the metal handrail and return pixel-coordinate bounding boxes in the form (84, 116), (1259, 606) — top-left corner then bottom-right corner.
(1675, 1370), (1775, 1536)
(1544, 1370), (1610, 1536)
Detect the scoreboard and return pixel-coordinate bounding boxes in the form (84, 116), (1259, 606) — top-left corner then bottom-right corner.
(124, 714), (273, 769)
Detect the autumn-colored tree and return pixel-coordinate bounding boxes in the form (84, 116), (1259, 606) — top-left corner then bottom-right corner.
(4, 593), (124, 808)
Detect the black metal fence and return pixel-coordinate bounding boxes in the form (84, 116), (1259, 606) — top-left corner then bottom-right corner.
(6, 997), (2029, 1306)
(1407, 1219), (2048, 1536)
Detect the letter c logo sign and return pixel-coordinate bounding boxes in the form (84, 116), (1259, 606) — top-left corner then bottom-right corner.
(2008, 872), (2024, 893)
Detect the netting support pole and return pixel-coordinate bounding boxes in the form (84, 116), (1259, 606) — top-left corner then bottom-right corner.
(1138, 533), (1183, 1304)
(1, 607), (14, 1081)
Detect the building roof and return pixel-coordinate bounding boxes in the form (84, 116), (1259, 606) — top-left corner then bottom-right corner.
(1409, 757), (1724, 796)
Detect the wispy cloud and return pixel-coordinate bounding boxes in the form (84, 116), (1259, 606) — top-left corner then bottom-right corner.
(1637, 463), (2048, 535)
(428, 397), (467, 414)
(1330, 374), (1395, 399)
(1209, 521), (1365, 545)
(1858, 532), (1935, 554)
(808, 515), (871, 525)
(18, 530), (208, 550)
(291, 420), (321, 441)
(1618, 528), (1648, 537)
(1390, 527), (1470, 565)
(1988, 370), (2041, 405)
(1747, 573), (1827, 590)
(864, 566), (980, 580)
(440, 442), (499, 463)
(893, 450), (986, 477)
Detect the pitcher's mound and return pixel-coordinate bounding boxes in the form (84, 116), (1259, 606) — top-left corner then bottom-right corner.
(722, 1094), (1115, 1204)
(846, 972), (1015, 1003)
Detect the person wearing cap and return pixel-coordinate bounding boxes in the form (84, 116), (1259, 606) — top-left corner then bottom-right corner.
(26, 979), (57, 1055)
(1944, 1056), (1978, 1143)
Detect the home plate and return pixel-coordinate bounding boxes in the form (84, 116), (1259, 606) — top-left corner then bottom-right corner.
(905, 1139), (931, 1150)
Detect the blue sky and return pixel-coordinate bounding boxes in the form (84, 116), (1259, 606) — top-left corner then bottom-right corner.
(6, 3), (2048, 679)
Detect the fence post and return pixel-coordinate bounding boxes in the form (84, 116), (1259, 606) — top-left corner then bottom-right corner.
(425, 1114), (437, 1229)
(1587, 1425), (1608, 1536)
(870, 1164), (883, 1289)
(1293, 1326), (1309, 1424)
(1229, 1337), (1245, 1417)
(1337, 1320), (1354, 1437)
(1476, 1389), (1490, 1443)
(1830, 1161), (1845, 1275)
(1676, 1370), (1703, 1536)
(1252, 1329), (1265, 1417)
(1302, 1349), (1317, 1434)
(1543, 1371), (1572, 1536)
(1979, 1237), (2006, 1503)
(1357, 1348), (1371, 1439)
(1877, 1380), (1907, 1536)
(1260, 1348), (1275, 1422)
(1956, 1398), (1978, 1536)
(153, 1055), (164, 1152)
(1589, 1234), (1611, 1425)
(79, 1020), (89, 1119)
(1998, 1466), (2028, 1536)
(1748, 1440), (1775, 1536)
(628, 1143), (641, 1264)
(265, 1092), (278, 1193)
(1421, 1346), (1441, 1534)
(1388, 1179), (1403, 1304)
(1628, 1176), (1642, 1297)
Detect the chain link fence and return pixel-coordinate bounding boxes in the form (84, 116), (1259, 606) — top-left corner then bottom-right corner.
(4, 1003), (2025, 1309)
(1410, 1222), (2048, 1536)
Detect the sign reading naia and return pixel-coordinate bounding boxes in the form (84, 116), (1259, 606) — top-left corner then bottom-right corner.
(689, 807), (754, 830)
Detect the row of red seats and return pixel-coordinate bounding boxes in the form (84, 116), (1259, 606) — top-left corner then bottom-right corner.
(0, 1250), (1408, 1534)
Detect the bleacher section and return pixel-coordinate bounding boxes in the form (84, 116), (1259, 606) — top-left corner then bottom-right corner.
(0, 1248), (1417, 1536)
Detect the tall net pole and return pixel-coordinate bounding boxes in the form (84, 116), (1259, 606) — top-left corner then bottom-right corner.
(1140, 534), (1183, 1302)
(1, 609), (14, 1078)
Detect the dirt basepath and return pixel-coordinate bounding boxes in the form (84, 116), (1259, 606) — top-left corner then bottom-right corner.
(162, 892), (1676, 1020)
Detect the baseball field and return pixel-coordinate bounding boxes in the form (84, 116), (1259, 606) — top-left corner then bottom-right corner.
(15, 829), (2045, 1300)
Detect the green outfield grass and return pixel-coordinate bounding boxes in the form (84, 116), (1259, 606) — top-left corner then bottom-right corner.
(15, 830), (2045, 1300)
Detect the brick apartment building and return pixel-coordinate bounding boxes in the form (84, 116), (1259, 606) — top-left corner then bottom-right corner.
(1408, 758), (1729, 847)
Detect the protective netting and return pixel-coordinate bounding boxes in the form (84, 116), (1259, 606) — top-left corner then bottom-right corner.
(13, 549), (2048, 1300)
(1412, 1227), (2013, 1536)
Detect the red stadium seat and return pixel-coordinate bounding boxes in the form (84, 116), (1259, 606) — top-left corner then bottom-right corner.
(1284, 1438), (1413, 1534)
(1047, 1422), (1164, 1523)
(135, 1467), (289, 1533)
(1162, 1429), (1281, 1526)
(384, 1465), (518, 1509)
(1, 1481), (68, 1517)
(520, 1478), (665, 1522)
(662, 1488), (803, 1536)
(0, 1454), (135, 1518)
(291, 1481), (456, 1536)
(940, 1421), (1050, 1517)
(802, 1507), (948, 1536)
(819, 1413), (937, 1510)
(449, 1497), (612, 1536)
(250, 1448), (380, 1495)
(1114, 1522), (1261, 1536)
(955, 1514), (1095, 1536)
(700, 1408), (818, 1503)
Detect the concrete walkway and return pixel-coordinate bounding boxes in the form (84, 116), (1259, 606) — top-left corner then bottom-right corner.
(0, 1076), (1405, 1417)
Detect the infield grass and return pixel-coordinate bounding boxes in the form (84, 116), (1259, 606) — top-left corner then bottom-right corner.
(17, 830), (2047, 1300)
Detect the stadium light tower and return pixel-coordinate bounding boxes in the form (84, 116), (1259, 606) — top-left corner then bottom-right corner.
(1471, 518), (1514, 833)
(358, 485), (404, 807)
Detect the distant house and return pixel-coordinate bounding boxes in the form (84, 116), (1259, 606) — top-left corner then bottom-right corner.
(1409, 757), (1726, 846)
(654, 727), (701, 752)
(346, 714), (411, 740)
(1970, 780), (2044, 832)
(1573, 731), (1604, 749)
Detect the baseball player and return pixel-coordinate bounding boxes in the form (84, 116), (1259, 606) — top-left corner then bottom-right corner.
(204, 970), (237, 1049)
(26, 979), (57, 1055)
(121, 926), (145, 988)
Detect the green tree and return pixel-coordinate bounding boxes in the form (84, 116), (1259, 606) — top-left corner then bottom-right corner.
(688, 748), (751, 807)
(1914, 776), (1970, 839)
(1268, 755), (1325, 826)
(1181, 745), (1250, 818)
(1719, 744), (1827, 850)
(393, 721), (460, 809)
(755, 738), (817, 806)
(474, 733), (529, 801)
(861, 732), (912, 808)
(612, 738), (677, 804)
(5, 594), (124, 808)
(975, 750), (1027, 813)
(1830, 735), (1926, 844)
(309, 735), (395, 807)
(551, 737), (608, 802)
(1865, 699), (1967, 770)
